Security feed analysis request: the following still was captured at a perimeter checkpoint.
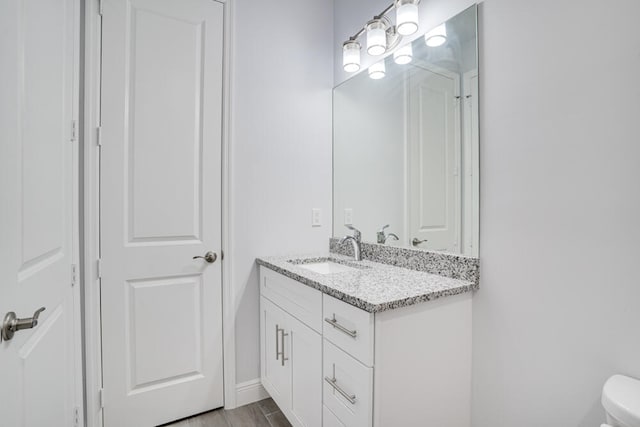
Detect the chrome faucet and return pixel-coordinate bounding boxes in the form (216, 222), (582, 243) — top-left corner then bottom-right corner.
(340, 225), (363, 261)
(377, 224), (399, 244)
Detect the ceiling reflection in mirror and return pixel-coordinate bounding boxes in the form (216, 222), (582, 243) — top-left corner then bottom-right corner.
(333, 5), (478, 257)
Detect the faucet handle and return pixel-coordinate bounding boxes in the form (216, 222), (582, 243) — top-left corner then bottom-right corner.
(344, 224), (361, 240)
(378, 224), (389, 233)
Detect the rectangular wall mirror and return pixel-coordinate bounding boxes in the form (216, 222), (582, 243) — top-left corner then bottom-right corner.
(333, 5), (479, 257)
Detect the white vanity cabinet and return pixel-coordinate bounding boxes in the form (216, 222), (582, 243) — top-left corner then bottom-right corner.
(259, 266), (472, 427)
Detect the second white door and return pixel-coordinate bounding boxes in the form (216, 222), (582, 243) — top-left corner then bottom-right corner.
(100, 0), (225, 425)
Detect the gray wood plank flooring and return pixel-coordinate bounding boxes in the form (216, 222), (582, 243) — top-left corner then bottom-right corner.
(162, 398), (292, 427)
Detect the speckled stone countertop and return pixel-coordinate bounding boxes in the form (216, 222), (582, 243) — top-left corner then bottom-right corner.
(256, 254), (478, 313)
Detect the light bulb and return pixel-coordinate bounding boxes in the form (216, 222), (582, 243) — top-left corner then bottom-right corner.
(368, 61), (386, 79)
(425, 23), (447, 47)
(366, 19), (387, 56)
(396, 0), (420, 36)
(343, 40), (361, 72)
(393, 44), (413, 65)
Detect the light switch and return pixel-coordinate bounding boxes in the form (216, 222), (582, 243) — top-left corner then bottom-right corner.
(312, 208), (322, 227)
(344, 208), (353, 225)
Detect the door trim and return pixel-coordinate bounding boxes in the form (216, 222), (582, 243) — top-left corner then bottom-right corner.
(82, 1), (236, 425)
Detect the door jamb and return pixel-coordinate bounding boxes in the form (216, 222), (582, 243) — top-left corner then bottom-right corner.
(82, 1), (237, 425)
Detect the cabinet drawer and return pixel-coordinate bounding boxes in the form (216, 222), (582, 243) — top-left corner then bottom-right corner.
(323, 294), (374, 366)
(323, 340), (373, 427)
(323, 405), (346, 427)
(260, 267), (322, 332)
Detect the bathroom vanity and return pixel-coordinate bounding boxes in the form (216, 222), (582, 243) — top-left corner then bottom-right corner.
(258, 4), (481, 426)
(256, 254), (477, 427)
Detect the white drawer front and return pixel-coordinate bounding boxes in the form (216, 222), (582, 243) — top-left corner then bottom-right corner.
(323, 340), (373, 427)
(260, 267), (322, 332)
(323, 405), (346, 427)
(323, 294), (374, 366)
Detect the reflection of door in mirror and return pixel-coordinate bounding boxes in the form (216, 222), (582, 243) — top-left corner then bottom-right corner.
(407, 65), (461, 253)
(463, 70), (479, 256)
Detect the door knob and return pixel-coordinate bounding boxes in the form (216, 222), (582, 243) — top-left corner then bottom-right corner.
(193, 251), (217, 263)
(412, 238), (428, 247)
(2, 307), (46, 341)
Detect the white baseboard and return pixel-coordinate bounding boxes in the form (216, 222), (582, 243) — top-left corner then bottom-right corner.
(235, 379), (269, 408)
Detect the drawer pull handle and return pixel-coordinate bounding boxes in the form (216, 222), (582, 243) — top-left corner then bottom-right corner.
(324, 376), (357, 404)
(324, 315), (357, 338)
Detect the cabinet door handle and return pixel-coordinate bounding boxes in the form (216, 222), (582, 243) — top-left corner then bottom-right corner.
(279, 328), (289, 367)
(324, 376), (357, 404)
(324, 315), (357, 338)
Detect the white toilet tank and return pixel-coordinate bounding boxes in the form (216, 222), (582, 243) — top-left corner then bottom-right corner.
(602, 375), (640, 427)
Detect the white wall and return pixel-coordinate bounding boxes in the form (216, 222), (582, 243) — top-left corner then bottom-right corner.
(231, 0), (333, 384)
(333, 0), (640, 426)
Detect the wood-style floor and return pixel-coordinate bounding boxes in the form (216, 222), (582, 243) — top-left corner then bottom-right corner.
(162, 398), (292, 427)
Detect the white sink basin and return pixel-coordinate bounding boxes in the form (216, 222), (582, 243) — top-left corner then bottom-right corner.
(296, 261), (360, 275)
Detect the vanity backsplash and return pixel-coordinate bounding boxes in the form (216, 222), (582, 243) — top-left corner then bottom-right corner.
(329, 238), (479, 285)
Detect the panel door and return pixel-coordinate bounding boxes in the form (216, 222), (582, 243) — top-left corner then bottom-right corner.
(0, 0), (80, 425)
(100, 0), (225, 425)
(290, 315), (322, 427)
(260, 297), (292, 412)
(407, 66), (461, 253)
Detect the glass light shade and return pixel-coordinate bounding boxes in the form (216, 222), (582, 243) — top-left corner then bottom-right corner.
(396, 1), (419, 36)
(343, 40), (361, 73)
(425, 23), (447, 47)
(366, 19), (387, 56)
(368, 61), (386, 79)
(393, 44), (413, 65)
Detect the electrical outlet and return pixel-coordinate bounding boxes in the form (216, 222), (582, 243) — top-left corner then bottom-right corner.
(344, 208), (353, 225)
(312, 208), (322, 227)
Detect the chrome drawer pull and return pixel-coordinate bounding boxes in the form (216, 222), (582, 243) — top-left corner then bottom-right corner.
(324, 315), (357, 338)
(324, 376), (357, 404)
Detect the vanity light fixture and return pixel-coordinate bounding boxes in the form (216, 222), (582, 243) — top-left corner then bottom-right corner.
(393, 44), (413, 64)
(343, 40), (361, 72)
(368, 61), (386, 79)
(395, 0), (420, 36)
(425, 23), (447, 47)
(366, 19), (387, 56)
(340, 0), (420, 73)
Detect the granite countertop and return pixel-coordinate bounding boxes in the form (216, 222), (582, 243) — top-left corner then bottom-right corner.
(256, 253), (478, 313)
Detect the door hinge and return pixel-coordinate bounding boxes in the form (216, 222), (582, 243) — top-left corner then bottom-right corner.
(71, 264), (78, 287)
(98, 0), (103, 15)
(73, 407), (80, 427)
(96, 126), (102, 146)
(96, 258), (102, 279)
(70, 120), (77, 142)
(98, 388), (105, 409)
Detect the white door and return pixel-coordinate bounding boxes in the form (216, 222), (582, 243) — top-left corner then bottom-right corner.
(260, 297), (292, 411)
(100, 0), (225, 425)
(407, 65), (461, 253)
(289, 316), (322, 427)
(0, 0), (81, 426)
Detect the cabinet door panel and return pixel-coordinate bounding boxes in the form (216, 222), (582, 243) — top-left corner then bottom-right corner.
(290, 316), (322, 427)
(261, 297), (291, 409)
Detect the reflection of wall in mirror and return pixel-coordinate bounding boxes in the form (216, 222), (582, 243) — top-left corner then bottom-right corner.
(333, 73), (406, 244)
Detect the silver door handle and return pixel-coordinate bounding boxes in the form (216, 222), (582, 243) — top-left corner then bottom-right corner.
(324, 376), (357, 404)
(279, 328), (289, 366)
(2, 307), (46, 341)
(412, 238), (428, 246)
(193, 251), (217, 263)
(324, 315), (357, 338)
